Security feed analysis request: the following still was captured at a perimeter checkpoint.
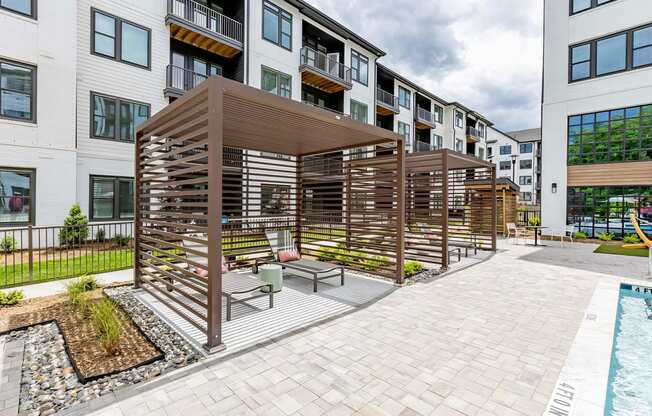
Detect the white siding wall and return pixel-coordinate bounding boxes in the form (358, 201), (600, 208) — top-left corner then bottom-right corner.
(76, 0), (169, 218)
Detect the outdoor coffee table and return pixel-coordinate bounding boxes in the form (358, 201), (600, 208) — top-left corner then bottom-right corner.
(525, 225), (548, 247)
(259, 264), (283, 293)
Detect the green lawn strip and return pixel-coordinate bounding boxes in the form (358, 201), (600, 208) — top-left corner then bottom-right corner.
(593, 244), (649, 257)
(0, 250), (133, 287)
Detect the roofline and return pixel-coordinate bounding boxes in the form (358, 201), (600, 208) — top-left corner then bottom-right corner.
(286, 0), (386, 57)
(376, 63), (448, 106)
(488, 125), (517, 141)
(448, 102), (493, 126)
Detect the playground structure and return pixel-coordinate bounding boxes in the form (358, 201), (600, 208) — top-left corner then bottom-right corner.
(623, 212), (652, 249)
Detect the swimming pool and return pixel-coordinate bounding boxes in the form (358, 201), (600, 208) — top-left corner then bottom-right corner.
(604, 284), (652, 415)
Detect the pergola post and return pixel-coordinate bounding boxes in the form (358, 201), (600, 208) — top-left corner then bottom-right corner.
(491, 165), (497, 251)
(442, 150), (449, 269)
(296, 156), (303, 252)
(395, 139), (406, 283)
(345, 162), (352, 250)
(134, 131), (142, 289)
(205, 77), (225, 352)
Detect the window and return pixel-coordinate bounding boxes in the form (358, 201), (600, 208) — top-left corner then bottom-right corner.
(0, 0), (34, 18)
(90, 176), (134, 221)
(500, 145), (512, 155)
(568, 186), (652, 238)
(350, 100), (368, 124)
(520, 143), (533, 154)
(351, 50), (368, 85)
(520, 159), (533, 169)
(433, 104), (443, 123)
(499, 161), (511, 170)
(596, 34), (626, 76)
(478, 147), (485, 160)
(455, 111), (464, 128)
(398, 86), (411, 109)
(0, 59), (35, 122)
(261, 184), (290, 215)
(487, 147), (493, 158)
(519, 176), (532, 185)
(261, 67), (291, 98)
(91, 93), (150, 142)
(569, 24), (652, 82)
(570, 0), (616, 15)
(455, 139), (464, 152)
(520, 192), (532, 202)
(433, 134), (443, 150)
(92, 9), (151, 69)
(477, 123), (486, 138)
(0, 168), (34, 225)
(262, 1), (292, 50)
(633, 26), (652, 68)
(568, 104), (652, 165)
(398, 122), (410, 143)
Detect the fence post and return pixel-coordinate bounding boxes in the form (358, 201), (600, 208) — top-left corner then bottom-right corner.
(28, 225), (33, 281)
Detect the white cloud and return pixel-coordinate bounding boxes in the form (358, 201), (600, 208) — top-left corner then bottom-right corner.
(306, 0), (543, 131)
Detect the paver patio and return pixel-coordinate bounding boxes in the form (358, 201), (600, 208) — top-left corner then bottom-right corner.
(46, 242), (652, 415)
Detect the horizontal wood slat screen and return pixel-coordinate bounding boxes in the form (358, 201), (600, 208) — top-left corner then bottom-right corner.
(568, 161), (652, 186)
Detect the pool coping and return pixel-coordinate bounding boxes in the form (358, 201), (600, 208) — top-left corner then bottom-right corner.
(543, 276), (650, 416)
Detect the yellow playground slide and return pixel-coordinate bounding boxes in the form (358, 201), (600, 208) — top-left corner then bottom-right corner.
(623, 212), (652, 249)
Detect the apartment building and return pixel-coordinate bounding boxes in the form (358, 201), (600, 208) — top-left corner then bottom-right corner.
(542, 0), (652, 237)
(487, 128), (542, 206)
(0, 0), (500, 229)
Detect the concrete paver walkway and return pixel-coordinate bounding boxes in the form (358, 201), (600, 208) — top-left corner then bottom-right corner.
(59, 242), (649, 415)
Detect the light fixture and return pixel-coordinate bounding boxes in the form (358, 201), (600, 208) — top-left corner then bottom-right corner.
(552, 183), (557, 193)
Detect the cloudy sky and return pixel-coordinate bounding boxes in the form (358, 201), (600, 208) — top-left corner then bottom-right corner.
(308, 0), (544, 132)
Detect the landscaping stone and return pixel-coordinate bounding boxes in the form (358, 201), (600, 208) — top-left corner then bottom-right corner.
(2, 286), (203, 415)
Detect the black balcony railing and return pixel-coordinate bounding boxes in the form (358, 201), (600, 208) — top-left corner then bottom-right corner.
(300, 46), (352, 86)
(416, 107), (434, 125)
(301, 101), (350, 119)
(412, 141), (438, 153)
(376, 88), (399, 112)
(166, 65), (208, 92)
(168, 0), (243, 44)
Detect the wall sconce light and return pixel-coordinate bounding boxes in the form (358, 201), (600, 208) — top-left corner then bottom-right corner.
(552, 183), (557, 193)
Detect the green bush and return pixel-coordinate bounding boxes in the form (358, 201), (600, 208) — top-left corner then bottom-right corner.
(404, 261), (425, 278)
(112, 234), (131, 247)
(66, 275), (97, 316)
(96, 228), (106, 243)
(0, 290), (24, 306)
(597, 231), (615, 241)
(528, 216), (541, 226)
(59, 204), (89, 247)
(91, 299), (122, 356)
(623, 234), (641, 244)
(574, 231), (588, 239)
(0, 236), (17, 254)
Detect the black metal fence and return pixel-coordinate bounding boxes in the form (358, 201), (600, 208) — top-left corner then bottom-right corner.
(517, 209), (541, 226)
(0, 222), (133, 288)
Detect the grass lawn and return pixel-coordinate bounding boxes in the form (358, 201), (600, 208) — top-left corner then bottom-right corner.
(0, 249), (133, 288)
(594, 244), (649, 257)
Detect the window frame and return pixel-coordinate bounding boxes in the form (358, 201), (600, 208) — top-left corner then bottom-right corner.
(520, 192), (532, 202)
(499, 161), (511, 170)
(350, 49), (369, 86)
(499, 145), (512, 155)
(520, 143), (533, 154)
(398, 121), (410, 143)
(569, 0), (617, 16)
(519, 175), (533, 186)
(260, 66), (292, 99)
(89, 175), (135, 222)
(398, 86), (411, 110)
(433, 104), (443, 123)
(0, 167), (35, 226)
(90, 92), (150, 143)
(519, 159), (533, 170)
(90, 8), (152, 70)
(455, 111), (464, 128)
(262, 0), (292, 51)
(569, 22), (652, 83)
(350, 99), (368, 124)
(0, 0), (36, 19)
(0, 58), (37, 123)
(433, 134), (443, 150)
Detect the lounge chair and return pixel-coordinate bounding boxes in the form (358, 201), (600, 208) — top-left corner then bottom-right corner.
(258, 230), (344, 292)
(176, 237), (274, 321)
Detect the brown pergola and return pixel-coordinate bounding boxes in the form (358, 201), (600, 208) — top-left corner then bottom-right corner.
(135, 76), (406, 350)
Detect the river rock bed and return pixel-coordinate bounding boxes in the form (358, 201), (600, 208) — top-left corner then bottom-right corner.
(10, 286), (202, 416)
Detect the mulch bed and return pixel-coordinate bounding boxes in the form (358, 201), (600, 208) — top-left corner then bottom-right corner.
(0, 288), (161, 381)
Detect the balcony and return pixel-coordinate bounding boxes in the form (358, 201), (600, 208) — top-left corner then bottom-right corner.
(466, 126), (482, 142)
(166, 0), (243, 58)
(376, 88), (399, 115)
(164, 65), (208, 98)
(299, 46), (352, 93)
(412, 141), (438, 153)
(301, 101), (350, 119)
(414, 107), (435, 130)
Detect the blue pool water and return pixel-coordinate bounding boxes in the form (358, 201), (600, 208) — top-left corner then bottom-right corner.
(604, 284), (652, 415)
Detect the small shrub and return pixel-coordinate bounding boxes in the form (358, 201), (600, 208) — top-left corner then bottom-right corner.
(0, 236), (17, 254)
(0, 290), (24, 306)
(66, 276), (97, 316)
(112, 234), (131, 247)
(59, 204), (89, 247)
(597, 231), (615, 241)
(360, 255), (390, 272)
(70, 275), (98, 292)
(528, 216), (541, 226)
(623, 234), (641, 244)
(404, 261), (425, 278)
(574, 231), (588, 239)
(95, 228), (106, 243)
(91, 299), (122, 356)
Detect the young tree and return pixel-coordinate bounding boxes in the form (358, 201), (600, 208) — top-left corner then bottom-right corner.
(59, 204), (89, 247)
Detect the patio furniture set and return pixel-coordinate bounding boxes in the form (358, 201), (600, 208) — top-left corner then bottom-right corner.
(507, 223), (575, 246)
